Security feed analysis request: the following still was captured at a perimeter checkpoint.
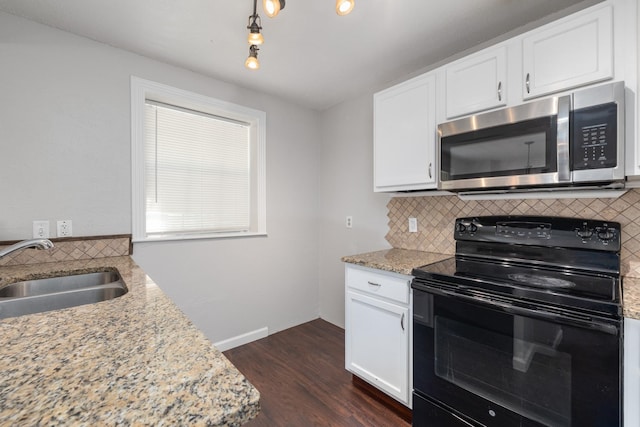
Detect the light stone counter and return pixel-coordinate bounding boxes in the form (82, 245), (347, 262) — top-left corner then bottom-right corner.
(341, 248), (451, 276)
(0, 256), (260, 426)
(343, 248), (640, 321)
(623, 277), (640, 320)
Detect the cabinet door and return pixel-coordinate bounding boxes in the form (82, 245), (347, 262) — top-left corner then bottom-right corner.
(374, 73), (436, 192)
(625, 318), (640, 427)
(445, 45), (507, 119)
(345, 290), (409, 404)
(522, 6), (613, 100)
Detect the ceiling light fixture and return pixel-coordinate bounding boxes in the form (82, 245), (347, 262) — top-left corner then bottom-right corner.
(245, 45), (260, 70)
(247, 14), (264, 45)
(247, 0), (264, 45)
(336, 0), (355, 16)
(263, 0), (285, 18)
(245, 0), (262, 70)
(245, 0), (353, 70)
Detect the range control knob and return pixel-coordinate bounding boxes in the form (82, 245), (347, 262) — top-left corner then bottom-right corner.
(469, 223), (478, 233)
(597, 229), (615, 241)
(455, 222), (467, 233)
(576, 228), (594, 239)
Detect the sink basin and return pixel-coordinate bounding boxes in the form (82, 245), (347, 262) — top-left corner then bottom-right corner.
(0, 270), (127, 319)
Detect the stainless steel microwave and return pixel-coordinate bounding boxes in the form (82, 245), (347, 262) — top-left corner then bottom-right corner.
(438, 82), (625, 193)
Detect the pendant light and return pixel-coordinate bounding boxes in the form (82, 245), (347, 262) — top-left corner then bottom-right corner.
(263, 0), (285, 18)
(245, 0), (262, 70)
(247, 16), (264, 45)
(247, 0), (264, 45)
(336, 0), (355, 16)
(245, 45), (260, 70)
(244, 0), (353, 70)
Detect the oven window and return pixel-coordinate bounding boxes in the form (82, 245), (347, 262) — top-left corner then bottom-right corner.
(434, 315), (572, 427)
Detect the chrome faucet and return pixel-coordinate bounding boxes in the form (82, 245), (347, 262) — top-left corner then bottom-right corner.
(0, 239), (54, 259)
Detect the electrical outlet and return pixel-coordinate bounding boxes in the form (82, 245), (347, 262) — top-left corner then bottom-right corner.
(32, 220), (50, 238)
(409, 217), (418, 233)
(346, 216), (353, 229)
(57, 220), (72, 237)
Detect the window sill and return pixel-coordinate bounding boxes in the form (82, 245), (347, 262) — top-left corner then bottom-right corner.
(132, 231), (267, 244)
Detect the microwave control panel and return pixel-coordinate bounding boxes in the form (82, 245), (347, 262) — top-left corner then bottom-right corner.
(572, 102), (617, 170)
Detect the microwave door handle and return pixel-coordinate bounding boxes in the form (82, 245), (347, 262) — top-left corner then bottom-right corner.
(557, 94), (571, 182)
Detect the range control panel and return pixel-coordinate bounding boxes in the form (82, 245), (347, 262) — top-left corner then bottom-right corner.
(496, 221), (551, 239)
(454, 216), (621, 251)
(574, 222), (618, 243)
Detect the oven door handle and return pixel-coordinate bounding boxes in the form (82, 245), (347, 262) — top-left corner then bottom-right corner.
(425, 286), (619, 336)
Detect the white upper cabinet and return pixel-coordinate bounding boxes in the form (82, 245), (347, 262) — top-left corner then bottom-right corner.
(445, 45), (508, 119)
(522, 6), (613, 100)
(374, 72), (437, 192)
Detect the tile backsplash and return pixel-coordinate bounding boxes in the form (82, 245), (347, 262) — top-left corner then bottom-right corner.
(0, 236), (131, 267)
(386, 189), (640, 277)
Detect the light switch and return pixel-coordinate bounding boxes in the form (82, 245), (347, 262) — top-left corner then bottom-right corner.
(33, 220), (50, 238)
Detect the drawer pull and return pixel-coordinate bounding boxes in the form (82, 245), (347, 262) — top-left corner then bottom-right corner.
(367, 281), (381, 287)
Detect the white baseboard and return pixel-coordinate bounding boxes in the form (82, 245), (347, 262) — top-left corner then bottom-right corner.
(214, 327), (269, 352)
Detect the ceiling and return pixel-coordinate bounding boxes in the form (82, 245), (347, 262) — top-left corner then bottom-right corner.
(0, 0), (594, 111)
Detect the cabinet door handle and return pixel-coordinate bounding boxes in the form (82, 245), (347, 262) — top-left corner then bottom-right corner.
(367, 281), (381, 287)
(428, 162), (432, 179)
(400, 313), (405, 331)
(525, 73), (530, 94)
(497, 81), (502, 101)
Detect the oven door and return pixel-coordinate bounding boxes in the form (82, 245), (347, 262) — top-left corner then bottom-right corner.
(412, 284), (621, 427)
(438, 95), (571, 191)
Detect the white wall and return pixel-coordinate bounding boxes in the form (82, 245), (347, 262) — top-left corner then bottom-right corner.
(0, 12), (320, 343)
(0, 14), (131, 237)
(317, 93), (391, 328)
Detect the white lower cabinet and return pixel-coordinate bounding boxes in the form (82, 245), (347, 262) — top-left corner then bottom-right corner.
(625, 317), (640, 427)
(345, 264), (412, 407)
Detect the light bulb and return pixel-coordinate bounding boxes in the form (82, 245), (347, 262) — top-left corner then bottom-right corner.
(336, 0), (354, 16)
(245, 55), (260, 70)
(248, 31), (264, 45)
(263, 0), (282, 18)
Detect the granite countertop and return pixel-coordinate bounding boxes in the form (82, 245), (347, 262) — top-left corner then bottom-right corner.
(623, 276), (640, 320)
(0, 256), (260, 426)
(341, 248), (451, 276)
(342, 248), (640, 321)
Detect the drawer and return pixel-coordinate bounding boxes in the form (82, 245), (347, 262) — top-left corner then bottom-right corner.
(345, 264), (411, 304)
(413, 393), (477, 427)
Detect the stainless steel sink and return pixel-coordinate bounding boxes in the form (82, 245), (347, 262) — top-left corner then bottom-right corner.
(0, 270), (127, 319)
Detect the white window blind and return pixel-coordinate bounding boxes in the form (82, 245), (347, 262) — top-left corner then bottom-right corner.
(144, 102), (251, 236)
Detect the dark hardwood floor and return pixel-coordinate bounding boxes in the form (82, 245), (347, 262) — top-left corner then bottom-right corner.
(223, 319), (411, 427)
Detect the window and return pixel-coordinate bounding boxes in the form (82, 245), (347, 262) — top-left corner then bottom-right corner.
(131, 77), (266, 242)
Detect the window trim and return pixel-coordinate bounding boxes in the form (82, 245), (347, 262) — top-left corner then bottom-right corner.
(131, 76), (266, 243)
